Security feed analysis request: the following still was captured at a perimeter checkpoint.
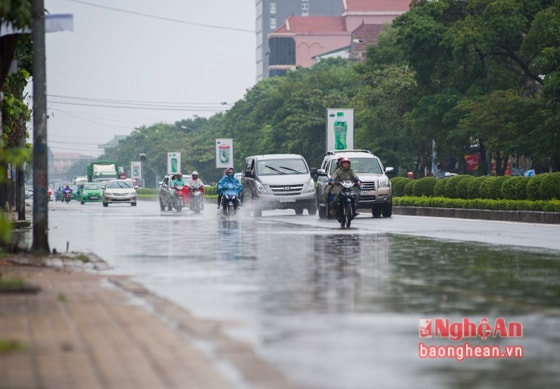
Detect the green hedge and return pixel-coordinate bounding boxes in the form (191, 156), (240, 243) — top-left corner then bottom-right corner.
(391, 173), (560, 212)
(393, 196), (560, 212)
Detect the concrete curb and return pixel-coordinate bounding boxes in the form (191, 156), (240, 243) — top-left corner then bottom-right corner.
(393, 206), (560, 224)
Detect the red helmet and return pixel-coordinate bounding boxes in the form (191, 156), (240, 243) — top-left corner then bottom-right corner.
(340, 158), (351, 165)
(225, 167), (234, 175)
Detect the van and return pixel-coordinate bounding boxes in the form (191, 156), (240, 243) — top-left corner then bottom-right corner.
(241, 154), (317, 217)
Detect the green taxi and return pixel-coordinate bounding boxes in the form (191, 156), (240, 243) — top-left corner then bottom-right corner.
(80, 182), (103, 204)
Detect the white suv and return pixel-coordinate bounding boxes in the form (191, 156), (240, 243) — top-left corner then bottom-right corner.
(241, 154), (317, 217)
(315, 150), (394, 218)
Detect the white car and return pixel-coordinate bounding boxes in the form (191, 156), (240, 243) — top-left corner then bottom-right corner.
(102, 179), (137, 207)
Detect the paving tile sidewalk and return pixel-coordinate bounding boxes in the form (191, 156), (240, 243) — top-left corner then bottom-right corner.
(0, 255), (298, 389)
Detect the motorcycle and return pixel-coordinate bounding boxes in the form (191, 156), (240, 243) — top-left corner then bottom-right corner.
(188, 184), (204, 214)
(335, 180), (358, 229)
(221, 184), (241, 217)
(63, 190), (72, 204)
(173, 185), (188, 212)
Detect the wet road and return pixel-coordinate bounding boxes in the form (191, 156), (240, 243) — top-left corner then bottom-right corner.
(31, 200), (560, 388)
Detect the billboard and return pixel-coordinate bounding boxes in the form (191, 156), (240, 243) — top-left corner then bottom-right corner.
(326, 108), (354, 151)
(216, 138), (233, 169)
(167, 152), (181, 174)
(131, 161), (142, 179)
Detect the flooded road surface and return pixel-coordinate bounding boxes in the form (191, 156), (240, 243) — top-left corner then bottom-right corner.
(32, 201), (560, 388)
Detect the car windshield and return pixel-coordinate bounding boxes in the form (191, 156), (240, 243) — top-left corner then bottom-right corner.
(330, 158), (383, 175)
(83, 183), (100, 190)
(106, 180), (133, 189)
(256, 159), (308, 176)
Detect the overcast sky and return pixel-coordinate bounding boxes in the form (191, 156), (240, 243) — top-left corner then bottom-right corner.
(40, 0), (256, 157)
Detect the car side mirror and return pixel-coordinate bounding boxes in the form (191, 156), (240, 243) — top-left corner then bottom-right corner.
(245, 170), (254, 178)
(317, 169), (327, 177)
(385, 167), (395, 176)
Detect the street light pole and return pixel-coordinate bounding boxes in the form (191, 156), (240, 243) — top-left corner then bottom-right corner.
(31, 0), (50, 254)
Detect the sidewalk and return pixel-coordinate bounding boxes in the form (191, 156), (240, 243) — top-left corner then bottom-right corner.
(0, 254), (298, 389)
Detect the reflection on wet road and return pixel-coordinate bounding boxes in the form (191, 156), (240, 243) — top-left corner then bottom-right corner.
(34, 201), (560, 388)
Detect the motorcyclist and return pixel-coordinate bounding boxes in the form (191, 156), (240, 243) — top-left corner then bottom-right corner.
(171, 172), (187, 201)
(329, 157), (361, 217)
(62, 184), (72, 202)
(186, 171), (204, 187)
(186, 171), (204, 209)
(217, 167), (243, 209)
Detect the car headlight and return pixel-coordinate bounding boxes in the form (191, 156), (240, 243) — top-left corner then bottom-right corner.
(256, 181), (266, 194)
(378, 178), (390, 188)
(306, 178), (315, 192)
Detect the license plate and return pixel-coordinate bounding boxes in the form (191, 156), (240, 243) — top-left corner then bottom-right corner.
(280, 197), (296, 203)
(361, 190), (374, 196)
(89, 196), (99, 200)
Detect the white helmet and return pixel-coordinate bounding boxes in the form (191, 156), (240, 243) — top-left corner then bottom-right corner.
(191, 171), (199, 177)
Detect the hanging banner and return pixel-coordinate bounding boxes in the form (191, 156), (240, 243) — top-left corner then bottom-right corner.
(131, 161), (142, 179)
(216, 138), (233, 169)
(167, 152), (181, 175)
(326, 108), (354, 151)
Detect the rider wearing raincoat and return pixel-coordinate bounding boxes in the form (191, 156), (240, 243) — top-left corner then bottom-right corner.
(217, 167), (243, 209)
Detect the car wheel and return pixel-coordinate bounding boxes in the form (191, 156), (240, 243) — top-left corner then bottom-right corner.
(131, 202), (137, 206)
(295, 208), (304, 216)
(382, 202), (392, 217)
(103, 202), (108, 207)
(81, 201), (84, 205)
(372, 205), (382, 218)
(307, 202), (317, 216)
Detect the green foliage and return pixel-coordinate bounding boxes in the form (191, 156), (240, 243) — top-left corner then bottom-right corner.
(539, 173), (560, 200)
(467, 176), (488, 199)
(393, 196), (560, 213)
(433, 178), (448, 197)
(412, 176), (437, 197)
(404, 179), (415, 196)
(527, 174), (544, 200)
(501, 176), (529, 200)
(456, 175), (474, 199)
(443, 175), (470, 199)
(391, 177), (409, 197)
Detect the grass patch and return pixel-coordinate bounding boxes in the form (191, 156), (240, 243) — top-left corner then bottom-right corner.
(0, 339), (25, 353)
(74, 254), (91, 263)
(0, 277), (25, 289)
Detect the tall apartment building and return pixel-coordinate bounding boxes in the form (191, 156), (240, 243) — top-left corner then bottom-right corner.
(256, 0), (342, 80)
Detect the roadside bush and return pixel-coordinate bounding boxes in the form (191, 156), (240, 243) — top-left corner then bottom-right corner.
(404, 179), (416, 196)
(456, 176), (474, 199)
(391, 177), (409, 197)
(467, 176), (488, 199)
(527, 174), (544, 200)
(501, 176), (529, 200)
(490, 176), (508, 199)
(412, 177), (437, 197)
(478, 176), (506, 199)
(539, 173), (560, 200)
(444, 175), (471, 198)
(433, 178), (448, 197)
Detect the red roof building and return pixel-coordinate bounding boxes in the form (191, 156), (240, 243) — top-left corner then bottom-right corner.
(267, 0), (410, 76)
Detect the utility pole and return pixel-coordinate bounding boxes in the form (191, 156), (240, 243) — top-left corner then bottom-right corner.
(31, 0), (50, 254)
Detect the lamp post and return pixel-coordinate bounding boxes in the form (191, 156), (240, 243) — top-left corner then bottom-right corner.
(139, 153), (146, 188)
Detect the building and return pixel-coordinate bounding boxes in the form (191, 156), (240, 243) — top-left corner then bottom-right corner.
(264, 0), (410, 77)
(256, 0), (342, 80)
(49, 151), (92, 183)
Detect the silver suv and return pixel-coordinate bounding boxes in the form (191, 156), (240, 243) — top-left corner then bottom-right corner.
(241, 154), (317, 217)
(316, 150), (394, 218)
